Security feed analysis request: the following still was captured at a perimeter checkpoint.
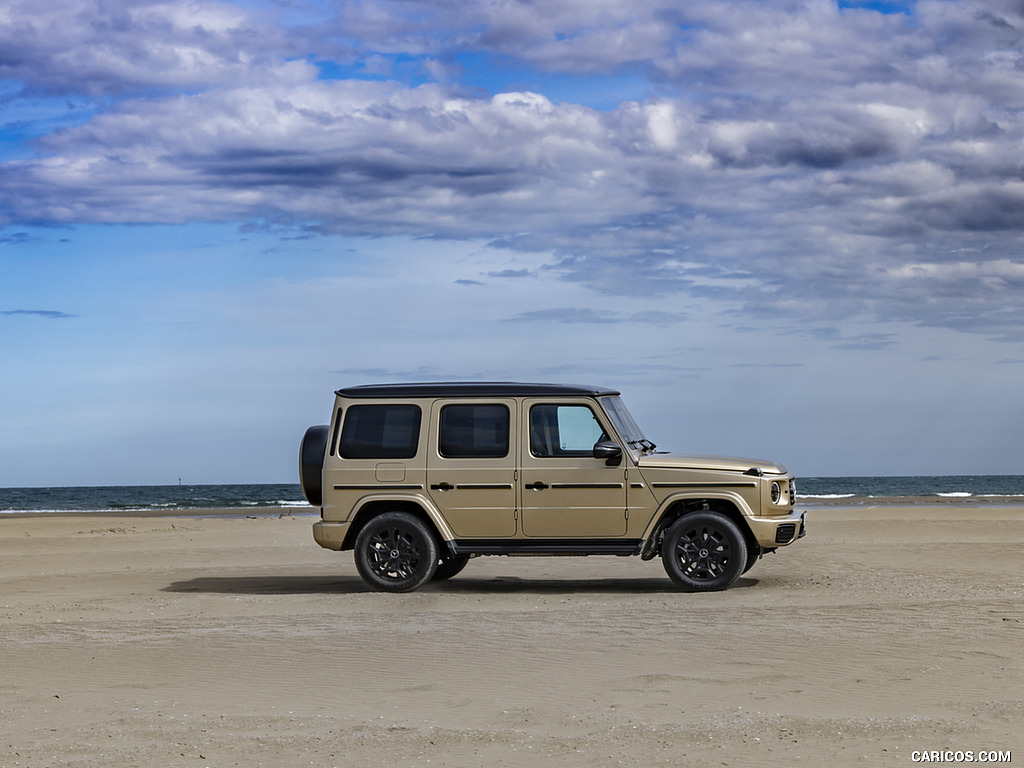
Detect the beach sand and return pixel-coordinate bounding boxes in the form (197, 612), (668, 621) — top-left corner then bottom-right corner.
(1, 505), (1020, 767)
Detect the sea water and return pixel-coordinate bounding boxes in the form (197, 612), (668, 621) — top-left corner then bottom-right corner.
(798, 475), (1024, 502)
(2, 476), (1024, 514)
(0, 483), (311, 514)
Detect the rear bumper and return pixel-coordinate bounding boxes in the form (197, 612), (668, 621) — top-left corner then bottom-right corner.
(747, 510), (807, 548)
(312, 520), (351, 551)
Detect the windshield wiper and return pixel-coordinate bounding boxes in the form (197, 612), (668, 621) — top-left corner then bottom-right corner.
(627, 439), (657, 454)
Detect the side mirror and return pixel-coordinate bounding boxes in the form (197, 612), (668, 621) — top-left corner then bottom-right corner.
(593, 441), (623, 466)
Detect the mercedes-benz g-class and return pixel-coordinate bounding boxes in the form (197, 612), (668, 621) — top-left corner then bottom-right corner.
(299, 383), (806, 592)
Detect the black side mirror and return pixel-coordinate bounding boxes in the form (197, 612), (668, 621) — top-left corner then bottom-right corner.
(593, 441), (623, 466)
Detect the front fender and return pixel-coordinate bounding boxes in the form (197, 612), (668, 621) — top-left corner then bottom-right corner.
(639, 490), (757, 542)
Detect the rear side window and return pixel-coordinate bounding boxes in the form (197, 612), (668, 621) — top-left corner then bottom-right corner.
(339, 404), (421, 459)
(438, 404), (510, 458)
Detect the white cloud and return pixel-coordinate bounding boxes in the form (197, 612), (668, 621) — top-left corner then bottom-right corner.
(4, 0), (1024, 344)
(887, 258), (1024, 282)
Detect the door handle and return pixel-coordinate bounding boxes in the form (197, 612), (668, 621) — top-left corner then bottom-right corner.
(526, 481), (549, 491)
(431, 482), (454, 491)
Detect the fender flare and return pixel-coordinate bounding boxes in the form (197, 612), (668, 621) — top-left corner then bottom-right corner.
(640, 489), (757, 543)
(346, 492), (457, 544)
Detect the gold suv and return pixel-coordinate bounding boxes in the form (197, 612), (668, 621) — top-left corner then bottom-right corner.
(300, 383), (806, 592)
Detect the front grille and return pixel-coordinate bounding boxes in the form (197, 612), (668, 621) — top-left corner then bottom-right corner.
(775, 524), (797, 544)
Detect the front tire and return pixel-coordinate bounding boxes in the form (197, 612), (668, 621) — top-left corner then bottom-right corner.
(354, 512), (439, 592)
(661, 512), (747, 592)
(743, 543), (763, 574)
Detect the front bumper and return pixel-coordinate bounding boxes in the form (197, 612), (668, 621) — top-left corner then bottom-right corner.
(747, 510), (807, 548)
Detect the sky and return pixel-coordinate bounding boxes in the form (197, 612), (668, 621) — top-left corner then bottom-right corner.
(2, 0), (1024, 486)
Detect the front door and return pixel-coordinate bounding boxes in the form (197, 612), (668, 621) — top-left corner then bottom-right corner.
(519, 400), (627, 537)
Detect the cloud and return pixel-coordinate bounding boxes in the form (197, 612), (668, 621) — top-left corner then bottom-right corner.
(2, 309), (77, 319)
(510, 307), (688, 324)
(311, 0), (681, 74)
(0, 0), (297, 95)
(3, 0), (1024, 341)
(510, 308), (622, 324)
(729, 362), (805, 369)
(329, 365), (512, 382)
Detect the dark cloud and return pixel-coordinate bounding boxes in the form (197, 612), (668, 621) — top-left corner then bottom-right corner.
(0, 0), (292, 95)
(2, 309), (77, 318)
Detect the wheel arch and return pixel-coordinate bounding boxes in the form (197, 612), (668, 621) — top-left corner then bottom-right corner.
(341, 496), (453, 551)
(640, 493), (759, 559)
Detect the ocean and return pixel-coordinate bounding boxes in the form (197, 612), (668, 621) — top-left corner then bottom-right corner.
(1, 476), (1024, 514)
(0, 483), (311, 515)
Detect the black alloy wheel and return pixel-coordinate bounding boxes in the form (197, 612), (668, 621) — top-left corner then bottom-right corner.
(354, 512), (439, 592)
(661, 511), (748, 591)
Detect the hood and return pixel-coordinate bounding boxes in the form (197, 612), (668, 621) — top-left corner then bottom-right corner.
(637, 452), (788, 475)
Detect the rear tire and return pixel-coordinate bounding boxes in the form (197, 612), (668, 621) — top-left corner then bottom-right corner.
(432, 555), (470, 581)
(354, 512), (439, 592)
(661, 512), (747, 592)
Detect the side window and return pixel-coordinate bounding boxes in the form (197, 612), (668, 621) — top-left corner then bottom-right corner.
(339, 404), (421, 459)
(530, 404), (607, 458)
(438, 404), (509, 458)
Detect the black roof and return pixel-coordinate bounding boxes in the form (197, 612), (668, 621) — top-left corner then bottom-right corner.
(335, 382), (619, 398)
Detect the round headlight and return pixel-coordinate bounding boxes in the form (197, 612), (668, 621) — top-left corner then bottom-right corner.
(771, 481), (782, 504)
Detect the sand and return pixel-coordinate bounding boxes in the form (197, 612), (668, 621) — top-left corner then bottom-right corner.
(1, 504), (1021, 767)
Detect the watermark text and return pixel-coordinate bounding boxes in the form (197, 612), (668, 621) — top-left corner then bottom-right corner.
(911, 751), (1011, 763)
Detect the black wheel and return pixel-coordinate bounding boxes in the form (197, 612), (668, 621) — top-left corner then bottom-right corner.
(353, 512), (439, 592)
(743, 543), (762, 574)
(432, 555), (470, 581)
(661, 512), (747, 591)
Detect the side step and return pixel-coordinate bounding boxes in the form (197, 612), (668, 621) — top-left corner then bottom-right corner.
(449, 539), (644, 557)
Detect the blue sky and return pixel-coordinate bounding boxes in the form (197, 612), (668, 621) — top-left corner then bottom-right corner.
(2, 0), (1023, 486)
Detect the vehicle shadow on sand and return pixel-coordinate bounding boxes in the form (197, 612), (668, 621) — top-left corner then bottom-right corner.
(163, 574), (759, 595)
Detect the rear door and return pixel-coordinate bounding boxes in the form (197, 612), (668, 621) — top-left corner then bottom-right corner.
(426, 399), (518, 538)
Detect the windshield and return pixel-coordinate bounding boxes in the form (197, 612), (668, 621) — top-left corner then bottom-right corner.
(601, 396), (649, 449)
